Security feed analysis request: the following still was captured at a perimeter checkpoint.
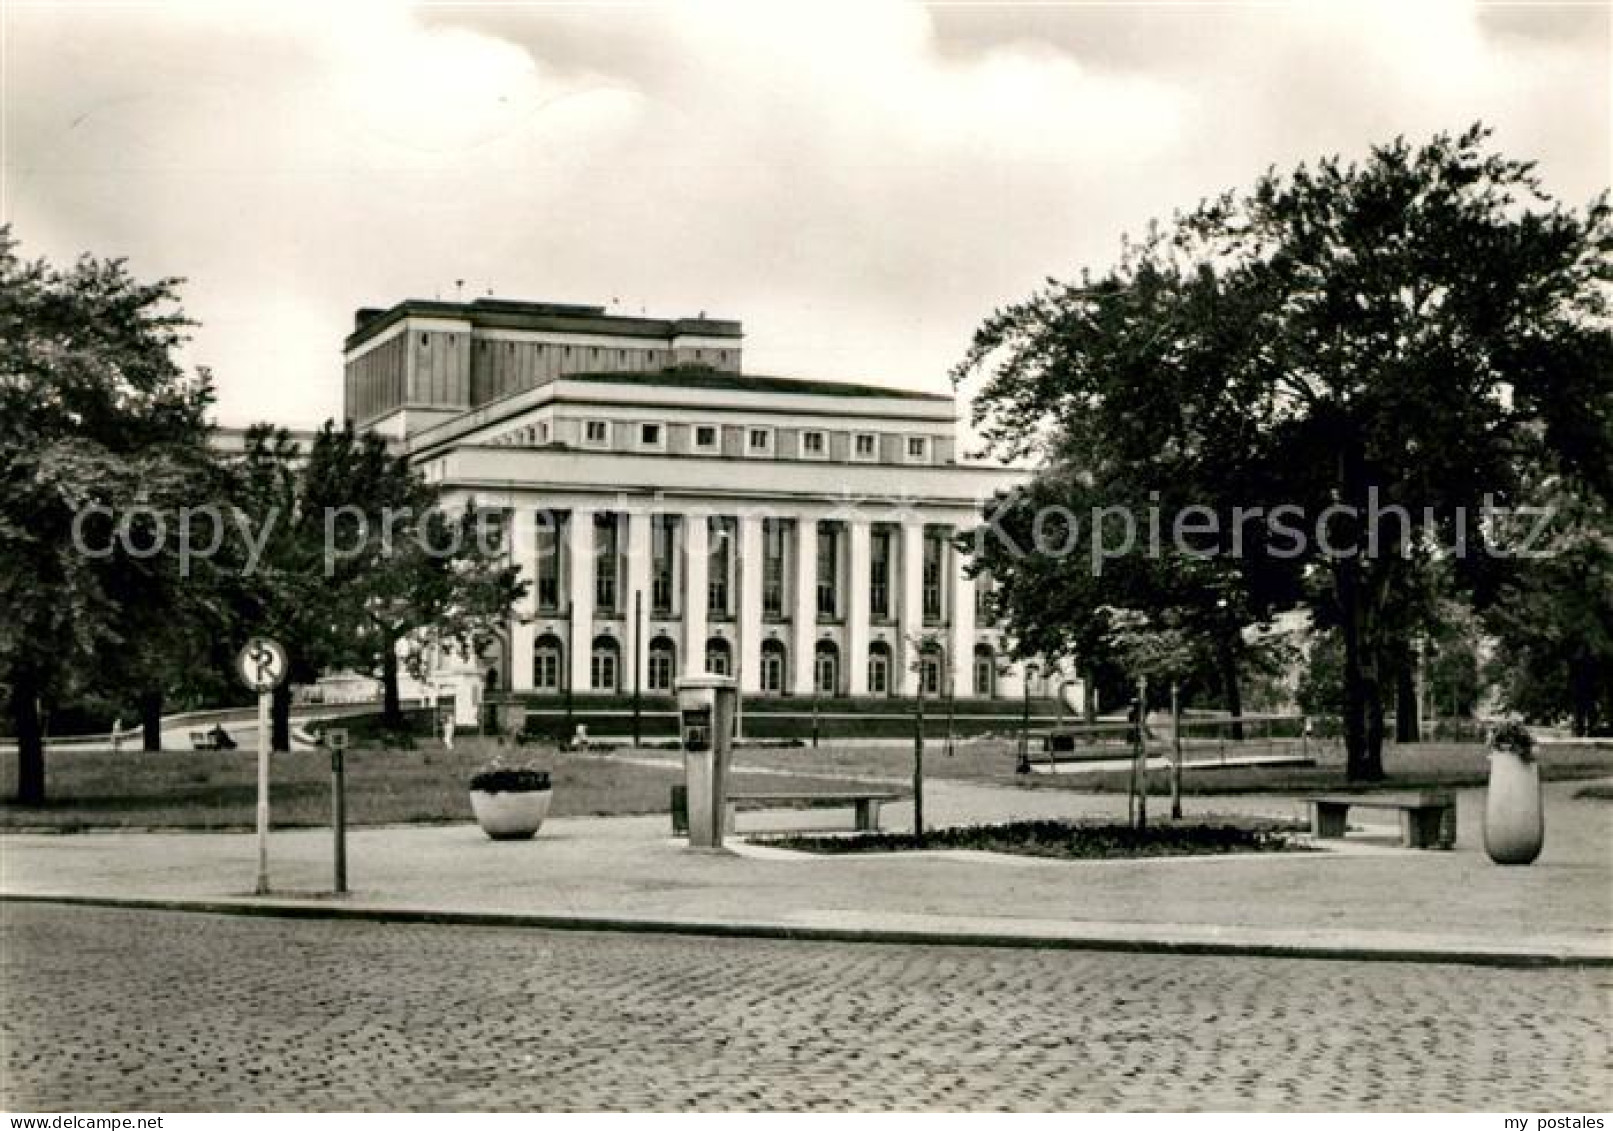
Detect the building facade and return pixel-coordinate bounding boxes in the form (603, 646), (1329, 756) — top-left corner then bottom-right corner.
(344, 297), (1044, 705)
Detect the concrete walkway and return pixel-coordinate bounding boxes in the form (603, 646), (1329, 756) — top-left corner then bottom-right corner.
(2, 778), (1608, 966)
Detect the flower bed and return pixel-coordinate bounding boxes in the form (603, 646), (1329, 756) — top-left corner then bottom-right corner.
(752, 818), (1308, 859)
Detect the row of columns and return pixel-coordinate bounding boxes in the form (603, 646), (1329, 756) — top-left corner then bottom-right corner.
(509, 507), (996, 699)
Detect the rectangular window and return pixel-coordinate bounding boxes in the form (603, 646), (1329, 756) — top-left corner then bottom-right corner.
(583, 420), (609, 447)
(534, 647), (560, 692)
(747, 427), (774, 456)
(649, 649), (674, 692)
(869, 528), (891, 620)
(906, 436), (929, 463)
(651, 515), (678, 616)
(707, 517), (733, 616)
(974, 572), (993, 625)
(816, 524), (839, 619)
(535, 511), (564, 612)
(853, 433), (878, 461)
(591, 650), (616, 692)
(923, 529), (945, 622)
(695, 425), (719, 451)
(868, 651), (888, 695)
(594, 513), (619, 613)
(640, 422), (663, 449)
(762, 518), (788, 617)
(801, 430), (827, 459)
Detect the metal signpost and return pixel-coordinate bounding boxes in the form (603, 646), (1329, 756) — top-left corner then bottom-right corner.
(327, 728), (349, 894)
(235, 637), (288, 896)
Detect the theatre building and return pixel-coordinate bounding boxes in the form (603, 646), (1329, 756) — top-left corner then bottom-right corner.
(343, 297), (1054, 723)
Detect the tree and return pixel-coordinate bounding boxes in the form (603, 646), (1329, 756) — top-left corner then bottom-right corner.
(0, 228), (215, 801)
(301, 425), (526, 731)
(955, 126), (1613, 782)
(224, 424), (339, 751)
(1483, 483), (1613, 735)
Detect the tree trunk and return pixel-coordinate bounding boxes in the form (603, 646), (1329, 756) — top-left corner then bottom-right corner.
(271, 682), (291, 753)
(139, 689), (163, 752)
(382, 647), (403, 729)
(1334, 441), (1385, 783)
(1337, 566), (1386, 782)
(11, 670), (45, 805)
(1218, 635), (1244, 741)
(1394, 655), (1419, 744)
(1568, 654), (1594, 738)
(1082, 674), (1097, 725)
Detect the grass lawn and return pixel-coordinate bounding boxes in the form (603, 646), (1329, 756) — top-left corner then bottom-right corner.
(755, 817), (1308, 859)
(0, 737), (858, 831)
(728, 738), (1613, 795)
(1038, 741), (1613, 796)
(729, 739), (1021, 782)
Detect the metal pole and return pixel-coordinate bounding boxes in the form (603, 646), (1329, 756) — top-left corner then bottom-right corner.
(1170, 680), (1183, 821)
(733, 531), (744, 743)
(632, 589), (642, 749)
(1019, 671), (1032, 767)
(255, 690), (270, 895)
(1136, 676), (1149, 830)
(913, 677), (925, 841)
(811, 683), (821, 748)
(332, 745), (347, 894)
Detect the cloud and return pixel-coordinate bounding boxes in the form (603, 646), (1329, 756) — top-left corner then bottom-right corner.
(3, 1), (1606, 430)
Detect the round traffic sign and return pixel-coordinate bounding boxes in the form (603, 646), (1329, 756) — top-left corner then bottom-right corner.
(236, 637), (289, 692)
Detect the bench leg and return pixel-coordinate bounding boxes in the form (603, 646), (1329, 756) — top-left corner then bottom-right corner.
(1403, 808), (1450, 849)
(1311, 802), (1348, 838)
(854, 800), (881, 832)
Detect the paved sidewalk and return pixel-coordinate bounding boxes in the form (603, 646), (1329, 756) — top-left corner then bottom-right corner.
(3, 779), (1608, 965)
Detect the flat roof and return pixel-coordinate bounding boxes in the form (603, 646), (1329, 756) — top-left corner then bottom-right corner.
(345, 297), (743, 352)
(563, 369), (953, 403)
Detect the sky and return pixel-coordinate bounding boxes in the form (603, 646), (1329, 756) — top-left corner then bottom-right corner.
(3, 0), (1608, 430)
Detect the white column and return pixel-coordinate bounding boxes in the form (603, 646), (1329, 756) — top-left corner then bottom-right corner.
(508, 506), (536, 690)
(567, 507), (594, 693)
(950, 534), (976, 699)
(738, 513), (764, 694)
(896, 521), (925, 696)
(846, 519), (870, 697)
(683, 512), (709, 678)
(792, 515), (818, 697)
(625, 508), (652, 694)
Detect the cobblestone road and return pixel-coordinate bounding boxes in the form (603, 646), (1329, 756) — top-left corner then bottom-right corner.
(2, 904), (1607, 1111)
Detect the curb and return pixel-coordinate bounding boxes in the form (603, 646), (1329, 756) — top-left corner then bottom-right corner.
(4, 892), (1607, 970)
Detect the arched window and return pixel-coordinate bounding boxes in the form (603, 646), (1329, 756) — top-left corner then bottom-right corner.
(920, 643), (945, 698)
(973, 644), (996, 698)
(591, 636), (620, 693)
(867, 642), (892, 697)
(533, 634), (564, 693)
(760, 639), (787, 696)
(705, 637), (732, 677)
(813, 641), (839, 696)
(648, 638), (677, 692)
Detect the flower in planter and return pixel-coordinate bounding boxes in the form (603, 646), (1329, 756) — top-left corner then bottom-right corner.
(1488, 720), (1536, 762)
(469, 761), (552, 793)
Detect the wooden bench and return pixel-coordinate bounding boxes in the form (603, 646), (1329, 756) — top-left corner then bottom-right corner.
(1305, 792), (1456, 849)
(671, 785), (906, 836)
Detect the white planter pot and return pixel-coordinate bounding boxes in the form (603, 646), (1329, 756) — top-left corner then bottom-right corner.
(470, 788), (553, 840)
(1483, 750), (1543, 865)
